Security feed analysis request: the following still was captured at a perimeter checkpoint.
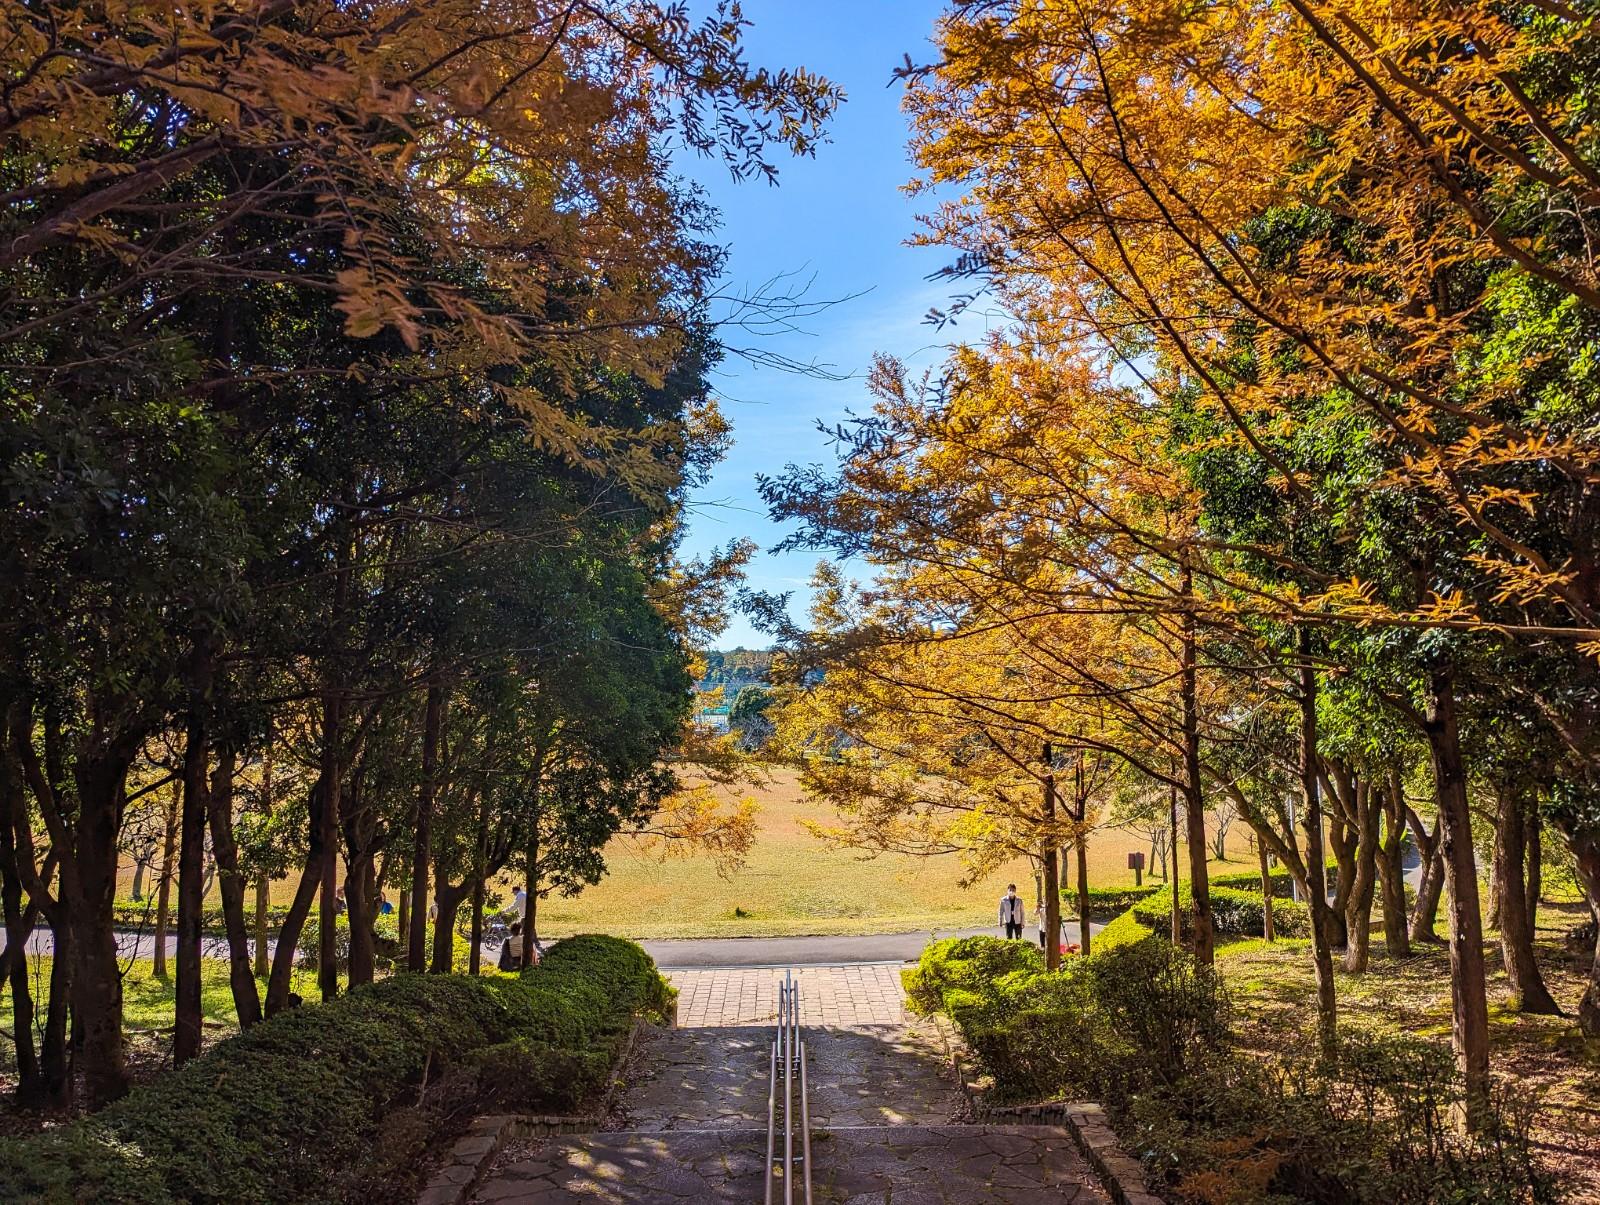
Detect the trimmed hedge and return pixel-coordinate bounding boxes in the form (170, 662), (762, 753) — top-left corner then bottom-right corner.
(1059, 884), (1161, 921)
(1062, 863), (1330, 919)
(110, 899), (295, 939)
(0, 934), (672, 1204)
(1091, 879), (1314, 953)
(1129, 883), (1311, 940)
(904, 935), (1228, 1106)
(108, 903), (403, 965)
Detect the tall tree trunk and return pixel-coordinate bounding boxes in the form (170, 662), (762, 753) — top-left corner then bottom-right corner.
(1525, 806), (1543, 934)
(1041, 743), (1061, 970)
(1299, 629), (1338, 1055)
(1169, 782), (1182, 945)
(1258, 840), (1276, 942)
(468, 792), (490, 976)
(523, 769), (545, 967)
(1344, 778), (1379, 972)
(175, 670), (211, 1066)
(341, 763), (376, 988)
(253, 748), (273, 980)
(1377, 770), (1411, 958)
(344, 854), (375, 987)
(153, 779), (179, 979)
(10, 709), (75, 1106)
(1569, 829), (1600, 1037)
(38, 933), (72, 1108)
(1421, 667), (1491, 1122)
(317, 512), (354, 1003)
(430, 880), (468, 974)
(265, 775), (328, 1016)
(408, 682), (442, 972)
(468, 875), (485, 976)
(1180, 571), (1214, 966)
(1494, 782), (1560, 1014)
(66, 751), (133, 1106)
(1489, 814), (1505, 933)
(206, 745), (261, 1027)
(1408, 810), (1446, 944)
(1327, 814), (1355, 949)
(396, 879), (409, 962)
(318, 688), (343, 1002)
(1075, 759), (1091, 958)
(0, 731), (41, 1100)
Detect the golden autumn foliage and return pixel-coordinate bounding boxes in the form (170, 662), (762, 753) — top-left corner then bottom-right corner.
(1, 0), (839, 488)
(904, 0), (1600, 636)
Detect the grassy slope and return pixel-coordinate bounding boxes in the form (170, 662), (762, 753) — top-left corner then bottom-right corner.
(112, 767), (1246, 939)
(1217, 905), (1600, 1202)
(531, 767), (1244, 939)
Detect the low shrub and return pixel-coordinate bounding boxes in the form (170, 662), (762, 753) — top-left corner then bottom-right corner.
(1062, 861), (1330, 920)
(1208, 867), (1301, 896)
(1060, 884), (1163, 920)
(1130, 884), (1310, 941)
(910, 934), (1556, 1205)
(110, 899), (295, 939)
(902, 934), (1042, 1018)
(0, 934), (672, 1204)
(474, 1039), (612, 1113)
(907, 936), (1230, 1106)
(1095, 906), (1157, 951)
(296, 913), (402, 970)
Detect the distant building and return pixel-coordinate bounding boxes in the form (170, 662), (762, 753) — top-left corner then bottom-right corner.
(694, 704), (730, 733)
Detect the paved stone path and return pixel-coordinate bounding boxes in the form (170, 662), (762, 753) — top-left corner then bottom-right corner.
(471, 965), (1112, 1204)
(669, 964), (907, 1027)
(474, 1125), (1108, 1203)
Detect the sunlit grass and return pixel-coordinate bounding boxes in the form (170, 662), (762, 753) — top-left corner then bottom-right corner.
(111, 766), (1250, 940)
(0, 956), (323, 1076)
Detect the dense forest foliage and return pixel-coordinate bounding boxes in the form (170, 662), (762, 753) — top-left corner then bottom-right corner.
(0, 0), (836, 1113)
(762, 0), (1600, 1136)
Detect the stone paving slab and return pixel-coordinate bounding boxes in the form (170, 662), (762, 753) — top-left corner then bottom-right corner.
(816, 1124), (1113, 1204)
(471, 1131), (763, 1203)
(620, 1027), (769, 1131)
(804, 1022), (955, 1128)
(470, 1124), (1110, 1204)
(669, 964), (906, 1027)
(619, 1020), (957, 1132)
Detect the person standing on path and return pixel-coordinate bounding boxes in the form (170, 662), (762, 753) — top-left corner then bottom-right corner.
(998, 884), (1026, 939)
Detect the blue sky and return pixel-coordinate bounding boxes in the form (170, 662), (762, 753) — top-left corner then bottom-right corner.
(675, 0), (963, 648)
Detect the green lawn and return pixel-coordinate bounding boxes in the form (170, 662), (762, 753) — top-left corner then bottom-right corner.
(0, 957), (322, 1080)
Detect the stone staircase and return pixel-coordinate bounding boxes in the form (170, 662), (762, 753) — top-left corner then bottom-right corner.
(464, 967), (1114, 1204)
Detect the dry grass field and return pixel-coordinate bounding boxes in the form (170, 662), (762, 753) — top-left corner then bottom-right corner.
(113, 766), (1248, 940)
(535, 767), (1240, 939)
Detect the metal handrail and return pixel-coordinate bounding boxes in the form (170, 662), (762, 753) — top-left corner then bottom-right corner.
(766, 971), (813, 1205)
(764, 1036), (777, 1205)
(784, 977), (794, 1205)
(799, 1037), (812, 1203)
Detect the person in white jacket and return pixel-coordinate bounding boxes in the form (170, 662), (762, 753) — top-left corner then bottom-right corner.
(998, 884), (1026, 939)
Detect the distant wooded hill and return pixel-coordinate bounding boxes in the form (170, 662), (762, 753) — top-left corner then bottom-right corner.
(696, 647), (774, 694)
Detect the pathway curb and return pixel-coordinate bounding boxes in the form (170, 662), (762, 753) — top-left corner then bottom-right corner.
(926, 1014), (1163, 1205)
(414, 1017), (649, 1205)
